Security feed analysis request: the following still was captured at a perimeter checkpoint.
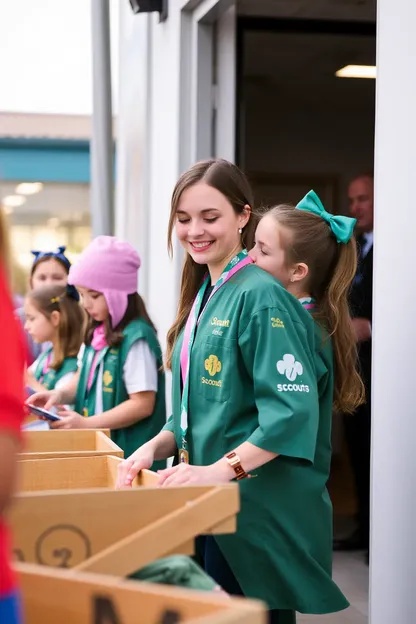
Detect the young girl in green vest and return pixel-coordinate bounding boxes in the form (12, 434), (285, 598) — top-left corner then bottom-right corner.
(117, 160), (363, 623)
(28, 236), (166, 465)
(25, 284), (83, 392)
(16, 246), (72, 366)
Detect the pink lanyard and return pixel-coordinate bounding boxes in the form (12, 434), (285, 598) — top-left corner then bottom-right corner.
(87, 325), (108, 391)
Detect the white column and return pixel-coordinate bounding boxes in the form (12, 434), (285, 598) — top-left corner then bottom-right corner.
(215, 4), (236, 161)
(370, 0), (416, 621)
(115, 7), (152, 301)
(90, 0), (114, 236)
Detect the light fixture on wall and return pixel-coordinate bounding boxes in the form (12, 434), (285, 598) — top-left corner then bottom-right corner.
(15, 182), (44, 195)
(129, 0), (168, 22)
(2, 195), (27, 208)
(335, 65), (376, 79)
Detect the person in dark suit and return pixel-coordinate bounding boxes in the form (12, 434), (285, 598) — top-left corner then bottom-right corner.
(334, 174), (373, 560)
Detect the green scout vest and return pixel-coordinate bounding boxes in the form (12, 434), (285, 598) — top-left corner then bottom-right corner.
(164, 264), (348, 614)
(75, 319), (166, 468)
(34, 347), (78, 391)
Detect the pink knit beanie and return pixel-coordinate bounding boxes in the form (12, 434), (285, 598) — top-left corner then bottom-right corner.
(68, 236), (141, 328)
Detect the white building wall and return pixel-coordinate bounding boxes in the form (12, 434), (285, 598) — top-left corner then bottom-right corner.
(370, 0), (416, 620)
(116, 1), (187, 416)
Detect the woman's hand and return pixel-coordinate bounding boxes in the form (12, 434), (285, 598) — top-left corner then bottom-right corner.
(157, 462), (232, 487)
(116, 445), (155, 489)
(26, 389), (61, 411)
(51, 409), (87, 430)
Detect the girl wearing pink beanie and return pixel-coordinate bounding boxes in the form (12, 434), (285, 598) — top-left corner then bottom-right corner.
(27, 236), (166, 468)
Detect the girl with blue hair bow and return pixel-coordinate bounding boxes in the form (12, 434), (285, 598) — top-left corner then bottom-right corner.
(16, 246), (73, 365)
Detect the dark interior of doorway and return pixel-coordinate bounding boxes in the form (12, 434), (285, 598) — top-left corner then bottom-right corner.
(236, 16), (376, 533)
(236, 17), (376, 216)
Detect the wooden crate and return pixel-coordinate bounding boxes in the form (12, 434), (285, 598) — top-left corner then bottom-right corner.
(20, 429), (123, 460)
(17, 563), (267, 624)
(9, 484), (239, 577)
(17, 455), (158, 492)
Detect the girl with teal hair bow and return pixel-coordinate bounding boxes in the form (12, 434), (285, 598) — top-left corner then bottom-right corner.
(251, 189), (364, 412)
(249, 190), (365, 619)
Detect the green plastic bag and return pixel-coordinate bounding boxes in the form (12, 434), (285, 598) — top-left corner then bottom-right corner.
(128, 555), (219, 592)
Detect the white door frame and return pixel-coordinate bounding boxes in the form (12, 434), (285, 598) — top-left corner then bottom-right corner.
(179, 0), (237, 171)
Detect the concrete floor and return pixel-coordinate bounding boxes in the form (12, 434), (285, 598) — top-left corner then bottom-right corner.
(298, 552), (369, 623)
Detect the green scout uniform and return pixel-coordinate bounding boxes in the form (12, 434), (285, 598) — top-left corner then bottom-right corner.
(164, 264), (348, 614)
(33, 347), (78, 391)
(75, 318), (166, 468)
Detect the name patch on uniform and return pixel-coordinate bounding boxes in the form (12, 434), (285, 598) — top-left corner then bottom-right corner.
(211, 317), (230, 328)
(201, 377), (223, 388)
(271, 317), (285, 328)
(212, 328), (224, 336)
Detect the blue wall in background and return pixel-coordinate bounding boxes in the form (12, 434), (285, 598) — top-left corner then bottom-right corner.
(0, 138), (91, 183)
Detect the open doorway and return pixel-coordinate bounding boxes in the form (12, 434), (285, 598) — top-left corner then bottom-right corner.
(237, 15), (376, 521)
(237, 18), (376, 217)
(235, 9), (376, 622)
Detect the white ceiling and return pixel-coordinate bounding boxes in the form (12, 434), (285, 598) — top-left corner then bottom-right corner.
(238, 0), (376, 22)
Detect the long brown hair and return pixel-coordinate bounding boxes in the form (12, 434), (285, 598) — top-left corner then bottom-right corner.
(84, 293), (156, 348)
(27, 285), (84, 370)
(166, 159), (257, 369)
(266, 204), (365, 414)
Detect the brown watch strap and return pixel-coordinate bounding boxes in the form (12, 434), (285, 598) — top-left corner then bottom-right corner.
(225, 451), (248, 480)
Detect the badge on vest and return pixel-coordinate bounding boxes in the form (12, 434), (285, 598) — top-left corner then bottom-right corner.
(201, 354), (223, 388)
(103, 370), (114, 393)
(204, 354), (221, 376)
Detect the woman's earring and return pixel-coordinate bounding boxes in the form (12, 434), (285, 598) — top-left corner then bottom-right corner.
(238, 228), (243, 234)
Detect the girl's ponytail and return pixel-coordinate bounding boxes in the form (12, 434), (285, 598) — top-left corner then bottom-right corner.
(267, 202), (365, 414)
(318, 240), (365, 413)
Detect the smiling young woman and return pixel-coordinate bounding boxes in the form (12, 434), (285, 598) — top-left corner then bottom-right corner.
(117, 159), (350, 623)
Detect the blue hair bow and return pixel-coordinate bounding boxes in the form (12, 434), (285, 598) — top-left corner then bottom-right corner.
(296, 190), (356, 244)
(31, 245), (71, 271)
(66, 284), (80, 302)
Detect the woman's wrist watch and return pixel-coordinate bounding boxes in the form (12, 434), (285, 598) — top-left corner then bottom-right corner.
(225, 451), (248, 480)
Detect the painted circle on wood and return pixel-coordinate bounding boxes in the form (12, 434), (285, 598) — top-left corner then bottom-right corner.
(35, 524), (92, 568)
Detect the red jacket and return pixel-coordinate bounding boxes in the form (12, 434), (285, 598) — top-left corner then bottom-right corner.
(0, 266), (25, 596)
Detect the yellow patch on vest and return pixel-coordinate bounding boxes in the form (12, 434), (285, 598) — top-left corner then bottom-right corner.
(204, 354), (222, 377)
(103, 370), (113, 387)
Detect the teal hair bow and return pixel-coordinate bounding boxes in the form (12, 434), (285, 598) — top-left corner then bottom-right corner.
(296, 190), (356, 244)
